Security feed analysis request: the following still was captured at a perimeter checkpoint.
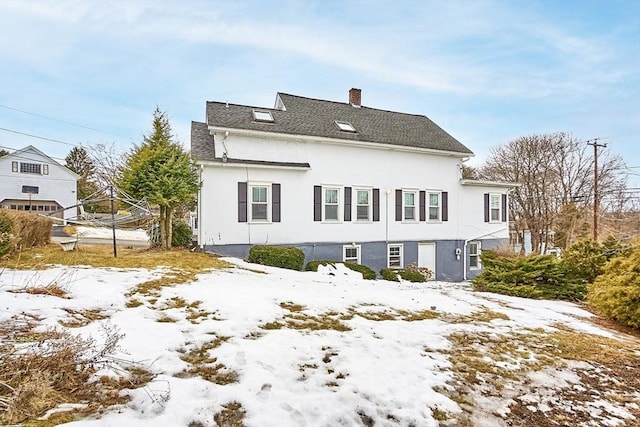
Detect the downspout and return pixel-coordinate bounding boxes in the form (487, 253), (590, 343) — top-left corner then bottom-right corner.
(198, 164), (204, 249)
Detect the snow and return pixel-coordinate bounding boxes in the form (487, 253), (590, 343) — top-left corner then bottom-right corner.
(0, 257), (636, 426)
(72, 226), (149, 241)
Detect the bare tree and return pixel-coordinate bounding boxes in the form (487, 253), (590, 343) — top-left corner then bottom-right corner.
(480, 132), (626, 252)
(84, 142), (126, 191)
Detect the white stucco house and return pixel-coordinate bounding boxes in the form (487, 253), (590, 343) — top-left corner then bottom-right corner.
(191, 89), (518, 281)
(0, 145), (78, 221)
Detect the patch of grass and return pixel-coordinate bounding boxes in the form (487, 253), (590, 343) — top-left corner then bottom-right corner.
(177, 336), (239, 385)
(446, 308), (510, 324)
(125, 299), (143, 308)
(156, 315), (177, 323)
(0, 244), (229, 271)
(58, 308), (110, 328)
(213, 401), (246, 427)
(261, 303), (353, 332)
(10, 283), (69, 299)
(347, 305), (439, 322)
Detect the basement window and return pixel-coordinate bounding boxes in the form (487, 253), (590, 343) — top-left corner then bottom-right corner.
(335, 120), (357, 133)
(252, 110), (274, 123)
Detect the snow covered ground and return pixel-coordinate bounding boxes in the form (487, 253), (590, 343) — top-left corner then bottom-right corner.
(73, 226), (149, 241)
(1, 259), (638, 426)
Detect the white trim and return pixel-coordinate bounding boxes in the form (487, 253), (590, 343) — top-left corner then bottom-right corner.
(195, 160), (310, 171)
(208, 126), (473, 158)
(460, 179), (520, 188)
(402, 189), (418, 222)
(427, 190), (441, 222)
(248, 182), (271, 223)
(489, 193), (502, 223)
(469, 241), (481, 270)
(354, 188), (372, 222)
(387, 243), (403, 268)
(322, 186), (341, 222)
(343, 244), (361, 264)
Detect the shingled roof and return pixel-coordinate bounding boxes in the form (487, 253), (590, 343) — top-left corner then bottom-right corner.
(202, 92), (474, 156)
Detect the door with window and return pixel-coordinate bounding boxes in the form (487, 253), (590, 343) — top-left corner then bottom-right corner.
(418, 243), (436, 279)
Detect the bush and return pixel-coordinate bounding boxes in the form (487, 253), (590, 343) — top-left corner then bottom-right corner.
(305, 260), (376, 280)
(0, 211), (12, 257)
(380, 268), (400, 282)
(560, 238), (630, 284)
(398, 269), (426, 283)
(343, 262), (376, 280)
(171, 220), (193, 248)
(587, 245), (640, 329)
(0, 210), (52, 257)
(472, 250), (586, 301)
(248, 245), (305, 271)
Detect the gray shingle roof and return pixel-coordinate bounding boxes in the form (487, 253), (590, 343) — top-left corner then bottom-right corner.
(203, 92), (473, 155)
(191, 120), (310, 168)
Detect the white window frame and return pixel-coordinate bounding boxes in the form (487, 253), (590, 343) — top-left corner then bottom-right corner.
(43, 164), (49, 175)
(11, 161), (18, 172)
(403, 190), (418, 222)
(355, 188), (371, 222)
(428, 191), (441, 221)
(387, 244), (403, 269)
(490, 193), (501, 222)
(249, 183), (270, 222)
(343, 244), (361, 264)
(469, 241), (481, 270)
(20, 162), (41, 174)
(323, 186), (341, 222)
(252, 110), (274, 122)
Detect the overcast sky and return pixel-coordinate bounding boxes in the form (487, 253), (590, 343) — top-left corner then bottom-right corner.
(0, 0), (638, 184)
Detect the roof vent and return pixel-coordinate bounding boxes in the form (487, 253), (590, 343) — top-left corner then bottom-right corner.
(349, 88), (361, 107)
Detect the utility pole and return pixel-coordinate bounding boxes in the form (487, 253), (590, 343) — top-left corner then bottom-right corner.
(110, 185), (117, 258)
(587, 138), (607, 242)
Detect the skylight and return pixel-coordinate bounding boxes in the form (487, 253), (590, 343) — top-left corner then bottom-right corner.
(335, 120), (357, 133)
(253, 110), (274, 122)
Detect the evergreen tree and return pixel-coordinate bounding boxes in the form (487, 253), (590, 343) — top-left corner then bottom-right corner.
(65, 146), (101, 204)
(119, 108), (199, 249)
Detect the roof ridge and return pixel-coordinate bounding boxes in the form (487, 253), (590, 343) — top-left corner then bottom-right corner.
(206, 100), (279, 111)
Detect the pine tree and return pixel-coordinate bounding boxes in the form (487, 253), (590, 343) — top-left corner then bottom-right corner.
(119, 108), (199, 249)
(65, 146), (102, 209)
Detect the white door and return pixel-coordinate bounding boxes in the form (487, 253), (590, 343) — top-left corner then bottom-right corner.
(418, 243), (436, 279)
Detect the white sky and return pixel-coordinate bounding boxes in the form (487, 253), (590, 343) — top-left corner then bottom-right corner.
(0, 0), (638, 185)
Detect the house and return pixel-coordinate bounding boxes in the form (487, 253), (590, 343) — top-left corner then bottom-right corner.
(0, 145), (78, 221)
(190, 89), (518, 281)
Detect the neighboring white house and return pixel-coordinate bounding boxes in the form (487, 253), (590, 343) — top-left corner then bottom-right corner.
(0, 145), (78, 221)
(191, 89), (518, 281)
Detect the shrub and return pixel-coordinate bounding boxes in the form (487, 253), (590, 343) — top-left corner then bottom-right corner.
(472, 250), (586, 301)
(587, 245), (640, 329)
(171, 220), (193, 248)
(0, 210), (52, 257)
(406, 263), (433, 280)
(305, 260), (376, 279)
(398, 269), (426, 283)
(0, 211), (12, 257)
(380, 268), (400, 282)
(343, 262), (376, 280)
(248, 245), (305, 271)
(305, 260), (336, 271)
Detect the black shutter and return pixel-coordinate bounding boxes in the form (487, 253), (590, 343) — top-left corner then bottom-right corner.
(344, 187), (352, 222)
(419, 191), (426, 222)
(502, 193), (507, 222)
(314, 185), (322, 221)
(373, 188), (380, 222)
(272, 183), (281, 222)
(442, 191), (448, 222)
(238, 182), (247, 223)
(484, 193), (489, 223)
(395, 189), (402, 221)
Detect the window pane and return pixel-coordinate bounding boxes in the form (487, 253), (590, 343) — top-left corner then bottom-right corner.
(429, 207), (439, 220)
(490, 195), (500, 208)
(325, 205), (338, 220)
(469, 243), (478, 255)
(470, 256), (479, 268)
(252, 204), (267, 220)
(404, 192), (415, 206)
(252, 186), (267, 203)
(404, 207), (415, 220)
(357, 205), (369, 220)
(491, 209), (500, 221)
(345, 248), (357, 258)
(325, 189), (338, 204)
(429, 193), (439, 206)
(357, 190), (369, 205)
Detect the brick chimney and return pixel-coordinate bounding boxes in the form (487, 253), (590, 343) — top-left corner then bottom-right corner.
(349, 88), (361, 107)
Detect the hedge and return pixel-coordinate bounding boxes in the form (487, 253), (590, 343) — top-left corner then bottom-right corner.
(398, 269), (426, 283)
(305, 260), (376, 280)
(380, 268), (400, 282)
(248, 245), (305, 271)
(587, 245), (640, 329)
(0, 210), (52, 257)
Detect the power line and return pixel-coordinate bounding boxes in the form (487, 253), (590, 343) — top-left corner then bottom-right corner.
(0, 126), (79, 147)
(0, 103), (130, 139)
